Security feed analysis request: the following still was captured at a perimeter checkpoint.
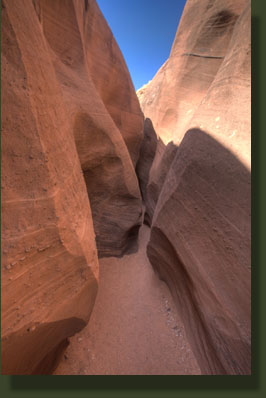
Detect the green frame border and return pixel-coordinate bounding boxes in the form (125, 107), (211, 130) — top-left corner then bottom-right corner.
(1, 0), (266, 397)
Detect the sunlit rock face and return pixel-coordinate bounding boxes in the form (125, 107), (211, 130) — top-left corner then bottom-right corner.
(82, 0), (144, 168)
(138, 0), (251, 374)
(1, 0), (143, 374)
(137, 0), (248, 149)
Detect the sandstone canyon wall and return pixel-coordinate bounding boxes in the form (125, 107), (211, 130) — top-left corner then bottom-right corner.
(138, 0), (251, 374)
(1, 0), (143, 374)
(38, 0), (144, 257)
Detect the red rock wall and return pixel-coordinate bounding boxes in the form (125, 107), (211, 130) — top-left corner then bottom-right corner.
(1, 0), (99, 374)
(139, 0), (251, 374)
(1, 0), (143, 374)
(82, 0), (144, 167)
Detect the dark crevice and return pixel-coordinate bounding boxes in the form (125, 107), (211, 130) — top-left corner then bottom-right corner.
(84, 0), (89, 12)
(211, 10), (237, 29)
(182, 52), (224, 59)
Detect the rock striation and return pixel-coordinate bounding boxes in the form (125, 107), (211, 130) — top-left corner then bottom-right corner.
(1, 0), (143, 374)
(138, 0), (251, 375)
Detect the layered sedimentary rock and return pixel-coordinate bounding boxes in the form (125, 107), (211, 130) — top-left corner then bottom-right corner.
(1, 0), (142, 374)
(139, 0), (251, 374)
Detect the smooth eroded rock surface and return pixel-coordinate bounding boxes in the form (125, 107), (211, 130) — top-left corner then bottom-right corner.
(83, 0), (144, 167)
(1, 0), (99, 374)
(147, 129), (251, 375)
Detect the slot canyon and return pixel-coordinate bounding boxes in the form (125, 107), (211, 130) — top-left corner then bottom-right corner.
(1, 0), (250, 375)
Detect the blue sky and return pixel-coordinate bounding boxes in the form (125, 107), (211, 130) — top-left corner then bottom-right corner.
(97, 0), (187, 90)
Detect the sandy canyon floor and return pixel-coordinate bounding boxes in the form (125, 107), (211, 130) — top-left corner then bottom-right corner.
(54, 225), (200, 375)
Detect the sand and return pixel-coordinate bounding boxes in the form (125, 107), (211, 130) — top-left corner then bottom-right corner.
(54, 225), (200, 375)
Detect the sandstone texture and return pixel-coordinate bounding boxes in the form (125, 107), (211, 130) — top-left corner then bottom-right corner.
(1, 0), (143, 374)
(138, 0), (251, 375)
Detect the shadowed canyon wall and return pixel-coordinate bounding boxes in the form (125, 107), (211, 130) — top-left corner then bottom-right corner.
(1, 0), (143, 374)
(138, 0), (251, 374)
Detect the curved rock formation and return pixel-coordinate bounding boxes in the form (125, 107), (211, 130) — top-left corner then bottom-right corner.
(139, 0), (251, 374)
(1, 0), (99, 374)
(39, 0), (143, 256)
(1, 0), (143, 374)
(147, 128), (251, 375)
(83, 0), (144, 167)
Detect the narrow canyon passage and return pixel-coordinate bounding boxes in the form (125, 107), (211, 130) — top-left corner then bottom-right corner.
(54, 225), (200, 375)
(2, 0), (251, 376)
